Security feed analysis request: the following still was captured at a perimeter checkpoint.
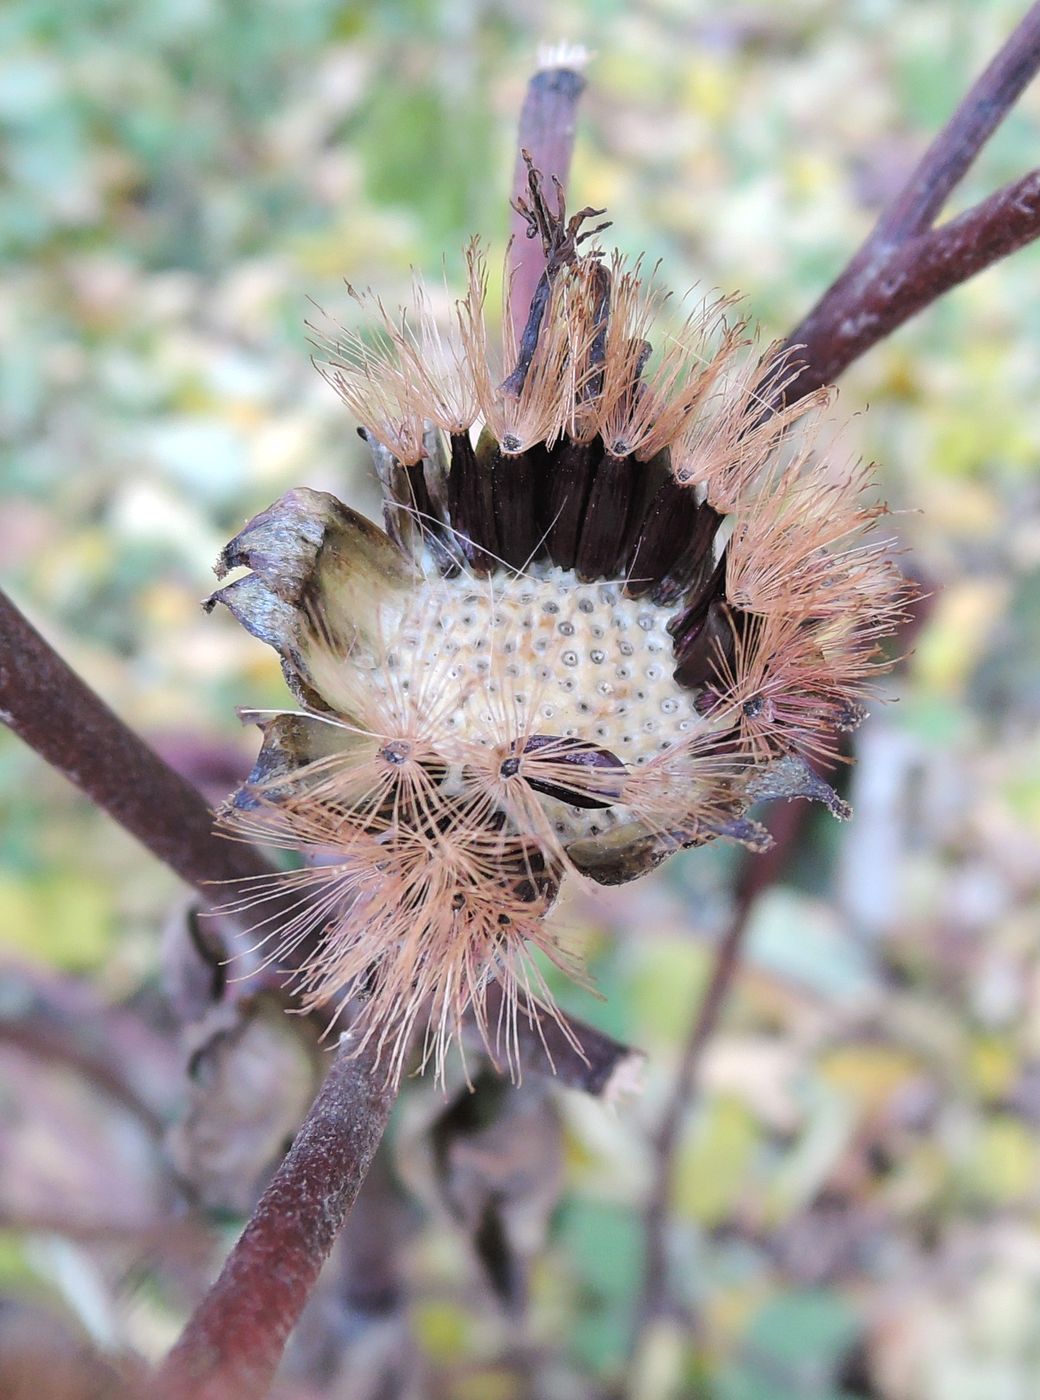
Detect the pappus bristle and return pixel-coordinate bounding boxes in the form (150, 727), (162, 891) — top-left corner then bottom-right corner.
(726, 452), (893, 617)
(310, 299), (428, 467)
(594, 259), (738, 462)
(461, 243), (573, 454)
(671, 344), (829, 511)
(616, 724), (752, 840)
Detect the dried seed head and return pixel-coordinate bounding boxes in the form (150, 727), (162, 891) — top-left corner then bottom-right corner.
(209, 169), (908, 1083)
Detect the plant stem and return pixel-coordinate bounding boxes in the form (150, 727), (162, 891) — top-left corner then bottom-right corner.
(0, 588), (627, 1077)
(157, 1037), (396, 1400)
(872, 2), (1040, 244)
(628, 795), (812, 1357)
(785, 2), (1040, 401)
(508, 54), (587, 339)
(788, 169), (1040, 398)
(0, 589), (269, 894)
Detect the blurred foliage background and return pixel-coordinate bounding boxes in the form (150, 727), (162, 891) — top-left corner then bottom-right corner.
(3, 1), (1040, 1397)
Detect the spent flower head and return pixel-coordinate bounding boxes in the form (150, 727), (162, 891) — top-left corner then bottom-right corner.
(207, 166), (907, 1083)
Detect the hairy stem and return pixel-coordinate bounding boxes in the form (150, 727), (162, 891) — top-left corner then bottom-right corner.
(157, 1037), (397, 1400)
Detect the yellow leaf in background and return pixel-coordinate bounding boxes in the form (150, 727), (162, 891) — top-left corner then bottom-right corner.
(569, 150), (622, 217)
(967, 1035), (1016, 1100)
(598, 51), (665, 102)
(37, 529), (109, 602)
(451, 1371), (522, 1400)
(924, 477), (1002, 540)
(913, 578), (1009, 693)
(628, 1319), (686, 1400)
(1002, 745), (1040, 831)
(292, 212), (415, 278)
(0, 1235), (31, 1291)
(141, 581), (194, 630)
(0, 872), (113, 971)
(171, 378), (213, 413)
(413, 1299), (472, 1363)
(820, 1044), (919, 1110)
(673, 1097), (758, 1227)
(628, 939), (709, 1046)
(683, 60), (733, 121)
(225, 400), (266, 430)
(789, 152), (832, 197)
(963, 1117), (1037, 1205)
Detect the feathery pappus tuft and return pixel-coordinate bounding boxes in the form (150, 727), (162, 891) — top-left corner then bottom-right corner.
(206, 166), (909, 1084)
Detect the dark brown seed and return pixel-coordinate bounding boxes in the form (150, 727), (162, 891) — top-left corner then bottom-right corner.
(505, 734), (626, 809)
(650, 500), (722, 607)
(491, 438), (547, 568)
(448, 429), (498, 572)
(500, 837), (561, 906)
(541, 436), (598, 570)
(405, 462), (465, 572)
(669, 549), (727, 649)
(626, 477), (700, 597)
(576, 451), (634, 581)
(614, 448), (676, 586)
(673, 600), (742, 689)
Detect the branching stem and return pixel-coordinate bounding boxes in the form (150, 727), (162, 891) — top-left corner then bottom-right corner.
(784, 2), (1040, 401)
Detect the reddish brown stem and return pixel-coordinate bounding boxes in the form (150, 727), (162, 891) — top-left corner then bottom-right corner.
(508, 56), (586, 340)
(787, 168), (1040, 398)
(784, 2), (1040, 402)
(630, 797), (811, 1350)
(157, 1038), (396, 1400)
(872, 2), (1040, 244)
(0, 589), (269, 895)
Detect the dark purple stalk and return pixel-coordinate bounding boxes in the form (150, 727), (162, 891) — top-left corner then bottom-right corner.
(0, 589), (269, 894)
(508, 59), (586, 339)
(786, 169), (1040, 399)
(629, 797), (810, 1348)
(157, 1038), (395, 1400)
(871, 2), (1040, 243)
(784, 2), (1040, 402)
(7, 15), (1040, 1387)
